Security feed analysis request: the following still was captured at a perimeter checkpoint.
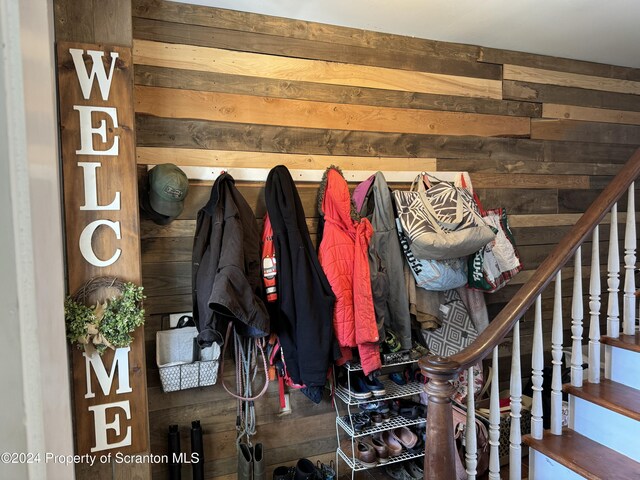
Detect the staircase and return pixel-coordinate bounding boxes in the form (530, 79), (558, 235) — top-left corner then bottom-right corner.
(525, 340), (640, 479)
(419, 148), (640, 480)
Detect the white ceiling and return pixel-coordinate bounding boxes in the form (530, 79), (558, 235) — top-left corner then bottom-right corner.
(177, 0), (640, 69)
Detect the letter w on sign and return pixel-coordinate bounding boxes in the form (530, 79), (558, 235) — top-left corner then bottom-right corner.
(69, 48), (119, 101)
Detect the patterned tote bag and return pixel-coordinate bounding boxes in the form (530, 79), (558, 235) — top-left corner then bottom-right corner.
(421, 289), (478, 357)
(393, 173), (495, 261)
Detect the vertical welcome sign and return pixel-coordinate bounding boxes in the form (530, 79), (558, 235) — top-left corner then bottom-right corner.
(57, 42), (148, 456)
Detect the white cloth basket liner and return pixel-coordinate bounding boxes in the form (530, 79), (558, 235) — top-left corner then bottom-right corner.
(156, 326), (221, 392)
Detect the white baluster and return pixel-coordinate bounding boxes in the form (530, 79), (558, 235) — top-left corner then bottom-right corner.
(531, 295), (544, 439)
(509, 320), (522, 480)
(607, 203), (620, 340)
(571, 246), (584, 388)
(488, 347), (501, 480)
(466, 366), (478, 480)
(589, 226), (602, 384)
(551, 271), (564, 435)
(623, 183), (636, 336)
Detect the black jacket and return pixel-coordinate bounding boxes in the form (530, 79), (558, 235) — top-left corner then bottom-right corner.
(192, 173), (269, 346)
(265, 166), (336, 390)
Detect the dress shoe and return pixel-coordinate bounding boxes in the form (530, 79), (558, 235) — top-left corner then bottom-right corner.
(340, 439), (377, 468)
(367, 436), (389, 463)
(354, 440), (377, 467)
(380, 430), (403, 456)
(390, 426), (418, 449)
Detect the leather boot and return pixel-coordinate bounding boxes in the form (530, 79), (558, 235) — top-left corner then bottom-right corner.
(237, 443), (253, 480)
(294, 458), (318, 480)
(253, 443), (265, 480)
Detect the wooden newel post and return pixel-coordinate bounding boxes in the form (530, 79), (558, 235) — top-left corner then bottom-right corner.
(420, 355), (459, 480)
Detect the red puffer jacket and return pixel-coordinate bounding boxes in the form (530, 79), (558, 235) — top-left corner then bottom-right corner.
(318, 167), (381, 375)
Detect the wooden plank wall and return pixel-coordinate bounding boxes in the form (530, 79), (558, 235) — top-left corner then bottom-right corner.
(131, 1), (640, 478)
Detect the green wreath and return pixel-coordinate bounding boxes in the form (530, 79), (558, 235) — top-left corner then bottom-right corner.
(65, 277), (145, 355)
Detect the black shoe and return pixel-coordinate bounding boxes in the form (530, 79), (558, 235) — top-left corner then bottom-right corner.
(337, 374), (373, 400)
(361, 373), (386, 396)
(273, 466), (294, 480)
(341, 412), (371, 433)
(294, 458), (321, 480)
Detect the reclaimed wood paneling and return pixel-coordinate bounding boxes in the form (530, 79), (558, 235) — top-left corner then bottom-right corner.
(436, 157), (622, 176)
(480, 47), (640, 81)
(135, 115), (541, 159)
(132, 3), (640, 479)
(132, 17), (502, 79)
(132, 0), (481, 60)
(137, 147), (437, 171)
(134, 40), (503, 99)
(54, 0), (95, 43)
(543, 104), (640, 125)
(134, 65), (538, 117)
(504, 64), (640, 95)
(503, 80), (640, 112)
(135, 86), (528, 137)
(470, 173), (588, 189)
(531, 119), (640, 144)
(136, 115), (640, 166)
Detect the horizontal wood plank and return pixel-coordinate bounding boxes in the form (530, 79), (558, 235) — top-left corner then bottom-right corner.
(143, 293), (191, 315)
(137, 147), (437, 171)
(133, 17), (501, 80)
(504, 64), (640, 95)
(531, 119), (640, 145)
(469, 173), (588, 189)
(134, 64), (538, 117)
(474, 188), (557, 214)
(135, 115), (639, 165)
(135, 114), (539, 159)
(564, 380), (640, 422)
(437, 157), (622, 176)
(508, 212), (638, 228)
(543, 103), (640, 126)
(480, 47), (640, 81)
(525, 428), (640, 480)
(132, 0), (481, 60)
(133, 40), (503, 99)
(135, 86), (529, 137)
(503, 80), (640, 113)
(140, 218), (196, 239)
(136, 147), (604, 180)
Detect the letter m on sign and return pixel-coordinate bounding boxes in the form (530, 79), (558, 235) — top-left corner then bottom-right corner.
(69, 48), (119, 101)
(84, 347), (133, 398)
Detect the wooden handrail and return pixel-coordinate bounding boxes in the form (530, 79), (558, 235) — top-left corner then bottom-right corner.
(421, 147), (640, 376)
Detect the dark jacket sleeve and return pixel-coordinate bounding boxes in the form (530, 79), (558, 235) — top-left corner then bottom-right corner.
(209, 184), (269, 338)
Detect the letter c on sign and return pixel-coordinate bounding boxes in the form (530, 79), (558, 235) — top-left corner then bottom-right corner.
(79, 220), (122, 267)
